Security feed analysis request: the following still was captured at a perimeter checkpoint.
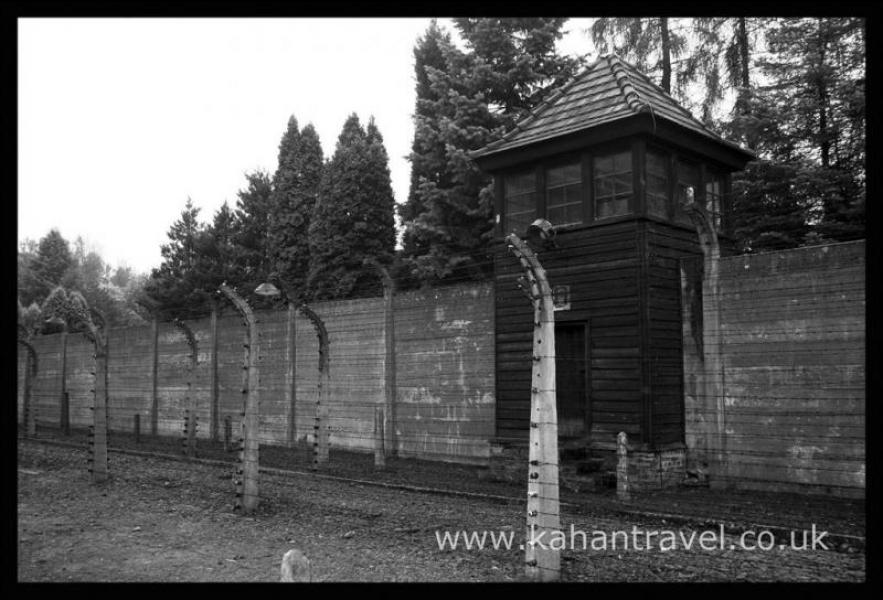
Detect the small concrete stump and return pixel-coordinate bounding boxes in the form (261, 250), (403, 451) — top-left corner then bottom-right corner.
(280, 548), (311, 582)
(374, 406), (386, 470)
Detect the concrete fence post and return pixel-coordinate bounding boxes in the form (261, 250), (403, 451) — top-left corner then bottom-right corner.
(210, 305), (220, 442)
(85, 311), (110, 484)
(181, 410), (197, 458)
(61, 392), (70, 436)
(59, 328), (68, 433)
(298, 303), (330, 468)
(286, 303), (297, 448)
(617, 432), (630, 501)
(507, 233), (561, 583)
(374, 406), (385, 470)
(365, 259), (397, 457)
(219, 283), (260, 514)
(23, 355), (34, 435)
(150, 317), (159, 436)
(18, 337), (38, 438)
(685, 202), (727, 486)
(173, 318), (199, 457)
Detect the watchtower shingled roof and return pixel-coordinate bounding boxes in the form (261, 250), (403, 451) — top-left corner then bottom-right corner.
(470, 54), (750, 160)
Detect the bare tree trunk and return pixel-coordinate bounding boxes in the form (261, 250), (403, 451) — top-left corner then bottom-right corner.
(817, 18), (831, 170)
(660, 17), (672, 94)
(737, 17), (750, 89)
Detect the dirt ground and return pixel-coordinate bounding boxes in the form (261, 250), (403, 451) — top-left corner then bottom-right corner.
(17, 439), (865, 582)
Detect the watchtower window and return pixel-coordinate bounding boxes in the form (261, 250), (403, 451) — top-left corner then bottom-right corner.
(503, 171), (536, 235)
(594, 151), (632, 220)
(546, 163), (582, 226)
(705, 172), (724, 230)
(646, 150), (669, 219)
(675, 159), (700, 225)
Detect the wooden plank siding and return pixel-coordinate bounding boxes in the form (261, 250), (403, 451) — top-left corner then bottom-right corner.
(494, 219), (645, 446)
(494, 217), (708, 451)
(645, 220), (705, 447)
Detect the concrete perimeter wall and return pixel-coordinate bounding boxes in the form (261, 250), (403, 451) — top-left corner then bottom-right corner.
(682, 240), (865, 497)
(17, 282), (496, 464)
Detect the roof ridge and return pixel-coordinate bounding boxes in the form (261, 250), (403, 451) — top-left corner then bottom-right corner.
(606, 54), (649, 115)
(618, 55), (726, 139)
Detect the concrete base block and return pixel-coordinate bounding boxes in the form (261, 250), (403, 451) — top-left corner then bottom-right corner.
(627, 447), (687, 491)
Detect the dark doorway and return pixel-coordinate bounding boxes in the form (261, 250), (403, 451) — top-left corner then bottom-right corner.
(555, 322), (588, 440)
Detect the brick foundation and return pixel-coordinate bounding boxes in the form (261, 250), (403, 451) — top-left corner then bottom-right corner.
(628, 447), (686, 491)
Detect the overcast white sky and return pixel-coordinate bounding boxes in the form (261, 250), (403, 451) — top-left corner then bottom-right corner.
(18, 18), (595, 274)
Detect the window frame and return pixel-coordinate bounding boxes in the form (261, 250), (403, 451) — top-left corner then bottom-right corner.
(544, 160), (584, 228)
(644, 145), (671, 220)
(501, 168), (539, 236)
(592, 146), (635, 221)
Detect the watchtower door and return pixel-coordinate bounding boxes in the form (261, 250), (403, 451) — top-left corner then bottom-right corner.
(555, 322), (589, 440)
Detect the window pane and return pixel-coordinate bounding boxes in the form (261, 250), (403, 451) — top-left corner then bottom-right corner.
(594, 154), (613, 175)
(505, 171), (535, 196)
(546, 163), (583, 226)
(508, 191), (534, 214)
(593, 151), (632, 220)
(673, 160), (699, 225)
(504, 170), (536, 234)
(611, 196), (629, 216)
(613, 172), (633, 195)
(647, 151), (668, 177)
(646, 150), (669, 218)
(613, 151), (632, 172)
(547, 186), (565, 208)
(547, 163), (581, 187)
(547, 182), (582, 226)
(595, 177), (614, 198)
(677, 161), (700, 188)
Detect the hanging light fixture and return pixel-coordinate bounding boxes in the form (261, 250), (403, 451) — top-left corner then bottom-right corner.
(525, 218), (556, 248)
(254, 282), (281, 297)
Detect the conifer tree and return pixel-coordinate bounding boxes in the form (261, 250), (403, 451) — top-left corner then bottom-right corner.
(727, 17), (865, 248)
(143, 198), (209, 317)
(21, 229), (74, 305)
(193, 201), (240, 294)
(402, 18), (580, 285)
(232, 170), (273, 285)
(308, 114), (396, 300)
(269, 117), (324, 297)
(401, 21), (452, 261)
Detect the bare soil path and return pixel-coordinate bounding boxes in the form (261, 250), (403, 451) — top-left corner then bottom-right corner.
(17, 440), (864, 582)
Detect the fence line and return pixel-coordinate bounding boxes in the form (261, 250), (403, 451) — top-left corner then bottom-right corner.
(18, 282), (496, 465)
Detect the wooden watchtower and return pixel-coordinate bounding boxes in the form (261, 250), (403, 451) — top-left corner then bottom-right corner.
(471, 55), (754, 481)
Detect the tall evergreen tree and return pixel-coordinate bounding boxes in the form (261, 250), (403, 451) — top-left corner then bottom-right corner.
(143, 198), (209, 317)
(401, 21), (451, 261)
(402, 18), (580, 285)
(191, 201), (240, 296)
(20, 228), (74, 305)
(269, 117), (324, 297)
(591, 18), (687, 95)
(307, 114), (396, 300)
(728, 17), (865, 247)
(39, 286), (93, 334)
(232, 170), (274, 284)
